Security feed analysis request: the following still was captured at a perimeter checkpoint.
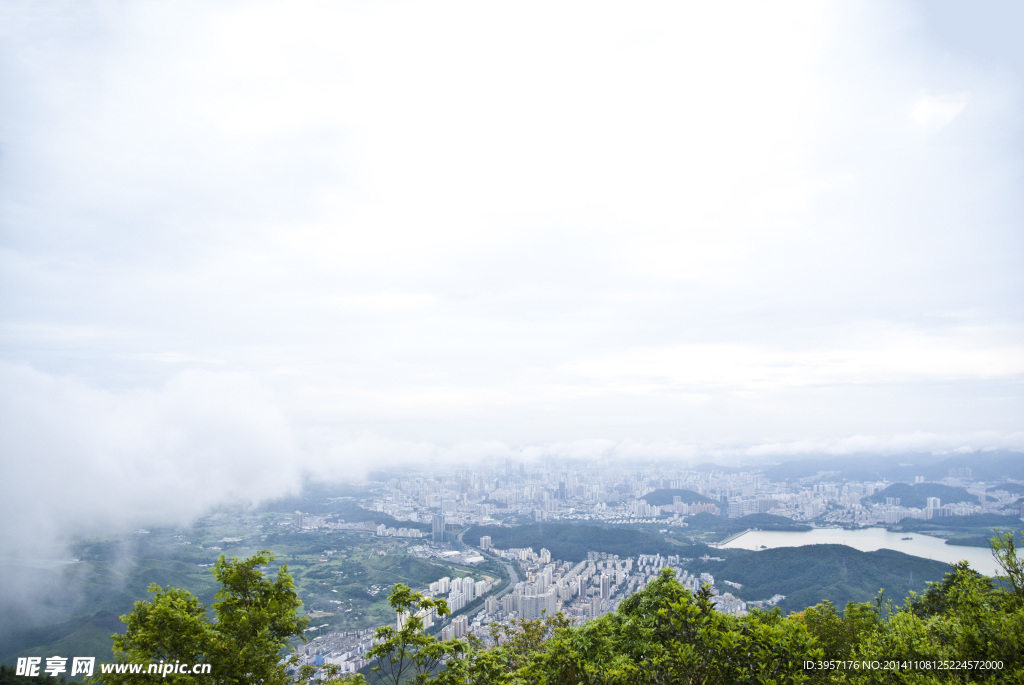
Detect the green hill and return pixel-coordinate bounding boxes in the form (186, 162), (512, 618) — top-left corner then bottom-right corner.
(681, 513), (811, 538)
(0, 557), (218, 667)
(640, 488), (717, 506)
(865, 483), (976, 509)
(894, 513), (1021, 534)
(687, 544), (951, 613)
(988, 482), (1024, 495)
(762, 451), (1024, 482)
(463, 523), (697, 562)
(361, 533), (1024, 683)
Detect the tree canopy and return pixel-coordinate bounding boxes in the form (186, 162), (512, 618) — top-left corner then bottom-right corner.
(98, 534), (1024, 685)
(360, 532), (1024, 684)
(102, 550), (307, 684)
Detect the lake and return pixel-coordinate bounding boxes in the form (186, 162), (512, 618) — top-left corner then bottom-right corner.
(718, 527), (1002, 576)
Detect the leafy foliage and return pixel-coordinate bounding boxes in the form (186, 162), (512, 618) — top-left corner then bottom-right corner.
(365, 584), (458, 685)
(91, 535), (1024, 685)
(357, 533), (1024, 684)
(101, 551), (307, 684)
(432, 568), (822, 685)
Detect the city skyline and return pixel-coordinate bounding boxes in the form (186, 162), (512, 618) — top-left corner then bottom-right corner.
(2, 1), (1022, 560)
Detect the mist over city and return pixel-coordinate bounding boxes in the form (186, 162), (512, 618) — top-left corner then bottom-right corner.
(1, 1), (1022, 682)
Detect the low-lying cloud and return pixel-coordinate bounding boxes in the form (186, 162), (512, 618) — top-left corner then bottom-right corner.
(3, 362), (1021, 565)
(0, 363), (301, 559)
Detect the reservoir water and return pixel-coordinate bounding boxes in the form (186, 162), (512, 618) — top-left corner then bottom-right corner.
(719, 527), (1002, 576)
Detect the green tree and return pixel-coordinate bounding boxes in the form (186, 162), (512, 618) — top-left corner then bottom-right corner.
(101, 551), (307, 685)
(583, 569), (820, 685)
(440, 569), (821, 685)
(991, 529), (1024, 607)
(0, 665), (72, 684)
(845, 535), (1024, 684)
(795, 599), (881, 662)
(438, 612), (571, 685)
(366, 583), (459, 685)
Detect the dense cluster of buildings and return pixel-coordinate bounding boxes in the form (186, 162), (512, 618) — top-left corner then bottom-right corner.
(293, 628), (376, 678)
(365, 461), (1022, 532)
(417, 544), (770, 651)
(289, 458), (1021, 680)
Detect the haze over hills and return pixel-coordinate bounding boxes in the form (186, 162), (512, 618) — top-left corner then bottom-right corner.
(4, 453), (1022, 674)
(640, 489), (717, 506)
(761, 452), (1024, 483)
(2, 0), (1024, 681)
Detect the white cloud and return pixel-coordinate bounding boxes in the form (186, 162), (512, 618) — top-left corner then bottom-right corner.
(0, 1), (1021, 476)
(911, 94), (969, 133)
(0, 364), (302, 558)
(563, 325), (1024, 392)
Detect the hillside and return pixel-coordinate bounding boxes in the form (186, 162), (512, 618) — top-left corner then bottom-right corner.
(865, 482), (976, 509)
(0, 524), (486, 670)
(359, 535), (1024, 684)
(681, 512), (811, 537)
(463, 523), (698, 562)
(687, 544), (951, 613)
(762, 451), (1024, 483)
(988, 482), (1024, 495)
(889, 514), (1024, 549)
(640, 488), (717, 506)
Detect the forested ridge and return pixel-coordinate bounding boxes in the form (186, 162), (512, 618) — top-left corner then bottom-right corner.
(6, 535), (1022, 684)
(351, 532), (1024, 685)
(865, 483), (977, 508)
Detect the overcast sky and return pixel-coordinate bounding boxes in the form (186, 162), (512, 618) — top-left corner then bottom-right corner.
(1, 1), (1023, 547)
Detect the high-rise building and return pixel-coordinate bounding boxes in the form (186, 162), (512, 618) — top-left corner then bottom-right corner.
(600, 574), (611, 601)
(479, 535), (492, 550)
(452, 616), (468, 638)
(432, 513), (446, 544)
(519, 590), (557, 620)
(293, 511), (304, 529)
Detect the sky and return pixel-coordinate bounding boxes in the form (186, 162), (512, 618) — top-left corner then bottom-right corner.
(1, 1), (1023, 549)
